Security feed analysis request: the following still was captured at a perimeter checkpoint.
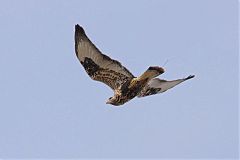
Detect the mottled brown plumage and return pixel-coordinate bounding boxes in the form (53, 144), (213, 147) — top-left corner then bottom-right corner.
(74, 24), (194, 106)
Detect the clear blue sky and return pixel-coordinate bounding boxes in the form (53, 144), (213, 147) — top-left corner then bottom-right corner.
(0, 0), (238, 159)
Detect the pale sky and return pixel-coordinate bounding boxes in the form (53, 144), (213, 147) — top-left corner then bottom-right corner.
(0, 0), (238, 159)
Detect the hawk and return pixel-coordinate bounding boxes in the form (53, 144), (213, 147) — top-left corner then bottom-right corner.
(75, 24), (194, 106)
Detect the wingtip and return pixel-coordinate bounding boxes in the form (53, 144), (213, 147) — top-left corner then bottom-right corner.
(75, 24), (85, 34)
(185, 75), (195, 80)
(148, 66), (165, 74)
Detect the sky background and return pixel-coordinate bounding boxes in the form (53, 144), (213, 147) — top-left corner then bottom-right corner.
(0, 0), (238, 159)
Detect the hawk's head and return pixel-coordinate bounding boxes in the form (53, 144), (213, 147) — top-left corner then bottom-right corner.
(106, 96), (118, 105)
(106, 96), (125, 106)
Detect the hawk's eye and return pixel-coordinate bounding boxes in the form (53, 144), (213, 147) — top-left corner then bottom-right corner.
(108, 97), (112, 100)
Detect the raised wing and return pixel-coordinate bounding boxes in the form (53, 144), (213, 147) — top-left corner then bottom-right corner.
(138, 75), (195, 97)
(75, 24), (134, 90)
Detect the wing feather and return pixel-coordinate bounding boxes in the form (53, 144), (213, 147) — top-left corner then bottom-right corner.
(138, 75), (195, 97)
(75, 24), (134, 90)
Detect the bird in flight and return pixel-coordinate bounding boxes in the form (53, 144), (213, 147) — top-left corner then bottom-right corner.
(74, 24), (194, 106)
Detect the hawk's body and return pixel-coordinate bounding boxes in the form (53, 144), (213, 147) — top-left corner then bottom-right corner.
(75, 24), (194, 106)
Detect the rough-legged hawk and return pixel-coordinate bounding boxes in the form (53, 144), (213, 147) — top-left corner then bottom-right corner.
(75, 24), (194, 106)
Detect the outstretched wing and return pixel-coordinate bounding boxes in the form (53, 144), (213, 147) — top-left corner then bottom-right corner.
(75, 24), (134, 90)
(138, 75), (195, 97)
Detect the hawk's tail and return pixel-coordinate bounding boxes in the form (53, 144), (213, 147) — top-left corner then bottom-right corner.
(137, 66), (164, 81)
